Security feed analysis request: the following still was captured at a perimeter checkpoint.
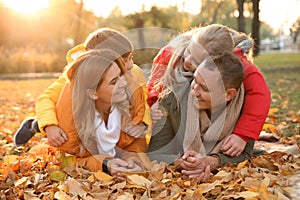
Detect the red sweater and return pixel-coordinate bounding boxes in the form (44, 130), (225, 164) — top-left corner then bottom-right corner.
(146, 47), (271, 141)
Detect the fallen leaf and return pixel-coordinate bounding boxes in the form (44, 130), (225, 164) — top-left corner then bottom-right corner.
(93, 171), (113, 183)
(50, 171), (67, 181)
(66, 177), (87, 198)
(127, 174), (151, 187)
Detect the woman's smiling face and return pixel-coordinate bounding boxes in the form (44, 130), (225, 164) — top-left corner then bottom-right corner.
(96, 62), (127, 105)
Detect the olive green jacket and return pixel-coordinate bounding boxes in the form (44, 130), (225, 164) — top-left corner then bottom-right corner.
(147, 80), (254, 166)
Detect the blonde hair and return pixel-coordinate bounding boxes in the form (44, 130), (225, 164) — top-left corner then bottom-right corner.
(65, 49), (128, 153)
(193, 24), (234, 55)
(161, 24), (234, 93)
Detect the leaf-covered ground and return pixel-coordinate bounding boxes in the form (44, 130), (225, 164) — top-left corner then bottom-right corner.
(0, 78), (299, 200)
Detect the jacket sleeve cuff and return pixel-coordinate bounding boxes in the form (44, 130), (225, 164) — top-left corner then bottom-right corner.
(233, 133), (250, 142)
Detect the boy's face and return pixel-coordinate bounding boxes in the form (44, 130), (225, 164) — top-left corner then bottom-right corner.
(183, 41), (207, 72)
(123, 53), (134, 71)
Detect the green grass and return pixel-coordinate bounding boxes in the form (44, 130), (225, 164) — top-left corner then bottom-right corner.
(254, 52), (300, 69)
(254, 52), (300, 137)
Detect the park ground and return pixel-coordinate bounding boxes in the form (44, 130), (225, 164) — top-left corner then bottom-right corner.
(0, 52), (299, 199)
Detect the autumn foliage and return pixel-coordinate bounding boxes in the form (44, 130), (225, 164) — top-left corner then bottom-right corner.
(0, 79), (299, 199)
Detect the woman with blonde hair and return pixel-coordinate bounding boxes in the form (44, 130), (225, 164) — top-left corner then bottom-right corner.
(54, 49), (150, 175)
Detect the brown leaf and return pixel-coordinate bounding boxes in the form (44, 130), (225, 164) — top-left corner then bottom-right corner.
(54, 191), (72, 200)
(214, 170), (234, 182)
(66, 177), (87, 198)
(127, 174), (151, 187)
(252, 156), (278, 171)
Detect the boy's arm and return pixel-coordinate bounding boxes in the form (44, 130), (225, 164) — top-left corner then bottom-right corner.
(35, 75), (67, 135)
(131, 65), (152, 127)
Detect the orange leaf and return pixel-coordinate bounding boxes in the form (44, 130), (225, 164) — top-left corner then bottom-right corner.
(268, 108), (279, 114)
(281, 100), (289, 106)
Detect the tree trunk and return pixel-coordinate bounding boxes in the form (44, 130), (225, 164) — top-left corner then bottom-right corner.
(237, 0), (245, 32)
(74, 0), (83, 45)
(252, 0), (260, 56)
(136, 14), (146, 49)
(211, 1), (223, 24)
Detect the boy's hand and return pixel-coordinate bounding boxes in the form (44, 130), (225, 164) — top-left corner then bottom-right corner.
(150, 102), (163, 124)
(220, 134), (246, 156)
(45, 125), (68, 147)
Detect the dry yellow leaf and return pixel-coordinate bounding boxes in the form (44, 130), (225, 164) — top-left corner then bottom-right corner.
(237, 159), (248, 170)
(54, 191), (72, 200)
(93, 171), (113, 183)
(3, 155), (19, 165)
(127, 174), (151, 187)
(214, 170), (233, 182)
(269, 108), (279, 114)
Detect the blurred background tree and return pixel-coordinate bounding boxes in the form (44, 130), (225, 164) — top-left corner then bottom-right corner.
(0, 0), (298, 73)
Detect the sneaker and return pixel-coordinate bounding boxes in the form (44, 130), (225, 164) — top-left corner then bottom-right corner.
(31, 119), (40, 133)
(14, 118), (38, 146)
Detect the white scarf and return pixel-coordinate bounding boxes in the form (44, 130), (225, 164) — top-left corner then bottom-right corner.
(95, 107), (121, 156)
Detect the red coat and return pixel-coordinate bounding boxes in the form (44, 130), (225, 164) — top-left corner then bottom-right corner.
(232, 48), (271, 141)
(147, 47), (271, 141)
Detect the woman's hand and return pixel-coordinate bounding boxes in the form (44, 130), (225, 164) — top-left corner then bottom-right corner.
(221, 134), (246, 156)
(126, 160), (143, 172)
(107, 158), (130, 176)
(46, 125), (68, 147)
(107, 159), (143, 177)
(124, 123), (146, 138)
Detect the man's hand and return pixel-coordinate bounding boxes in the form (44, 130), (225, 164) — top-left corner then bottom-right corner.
(179, 151), (220, 182)
(221, 134), (246, 157)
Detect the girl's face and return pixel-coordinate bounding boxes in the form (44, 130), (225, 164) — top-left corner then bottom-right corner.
(123, 52), (134, 71)
(96, 62), (127, 105)
(183, 41), (207, 72)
